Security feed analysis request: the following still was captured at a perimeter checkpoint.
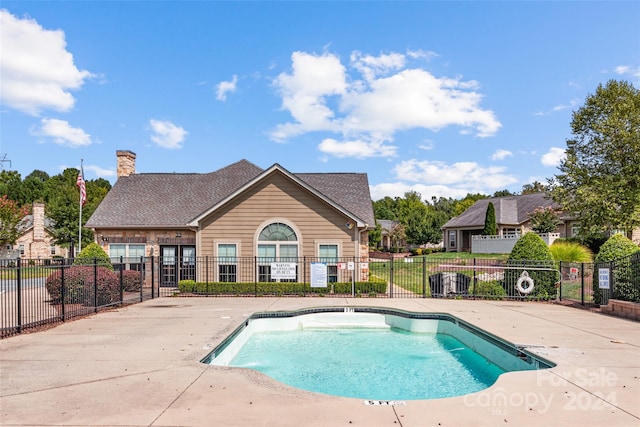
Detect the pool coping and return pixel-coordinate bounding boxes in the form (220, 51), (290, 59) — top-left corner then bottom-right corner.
(201, 306), (556, 371)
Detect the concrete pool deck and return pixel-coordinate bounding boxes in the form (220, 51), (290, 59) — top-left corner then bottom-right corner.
(1, 298), (639, 426)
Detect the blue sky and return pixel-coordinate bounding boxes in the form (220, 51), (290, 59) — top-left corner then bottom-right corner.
(1, 1), (639, 201)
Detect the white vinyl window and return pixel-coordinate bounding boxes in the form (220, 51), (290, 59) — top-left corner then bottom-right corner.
(257, 222), (299, 282)
(109, 244), (146, 271)
(217, 243), (237, 282)
(319, 244), (339, 283)
(449, 231), (456, 248)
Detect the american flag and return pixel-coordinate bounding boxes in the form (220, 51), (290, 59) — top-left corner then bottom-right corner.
(76, 168), (86, 207)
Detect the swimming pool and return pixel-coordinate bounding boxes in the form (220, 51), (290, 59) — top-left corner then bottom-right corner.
(202, 307), (555, 401)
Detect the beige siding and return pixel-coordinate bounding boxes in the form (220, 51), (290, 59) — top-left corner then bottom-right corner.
(199, 171), (356, 259)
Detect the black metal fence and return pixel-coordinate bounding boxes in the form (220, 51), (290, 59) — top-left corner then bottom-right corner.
(0, 257), (156, 339)
(2, 254), (638, 338)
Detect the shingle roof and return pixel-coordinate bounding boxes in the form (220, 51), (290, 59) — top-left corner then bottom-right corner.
(17, 215), (55, 234)
(86, 159), (375, 229)
(442, 193), (559, 229)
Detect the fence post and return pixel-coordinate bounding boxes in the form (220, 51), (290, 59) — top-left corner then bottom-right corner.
(389, 257), (394, 299)
(60, 260), (65, 321)
(139, 256), (144, 302)
(93, 259), (98, 312)
(254, 256), (258, 296)
(119, 256), (124, 304)
(16, 258), (22, 333)
(151, 255), (155, 299)
(422, 256), (427, 298)
(472, 258), (477, 298)
(581, 262), (585, 306)
(558, 261), (563, 301)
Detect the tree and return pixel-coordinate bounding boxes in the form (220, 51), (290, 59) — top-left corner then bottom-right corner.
(528, 206), (561, 233)
(549, 80), (640, 237)
(592, 234), (640, 304)
(0, 195), (29, 247)
(522, 181), (548, 195)
(492, 189), (515, 197)
(482, 202), (497, 235)
(368, 222), (382, 249)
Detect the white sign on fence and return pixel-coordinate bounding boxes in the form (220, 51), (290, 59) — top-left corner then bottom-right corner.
(270, 262), (297, 280)
(310, 262), (328, 288)
(598, 268), (610, 289)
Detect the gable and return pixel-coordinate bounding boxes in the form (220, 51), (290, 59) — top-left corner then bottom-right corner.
(442, 193), (559, 229)
(188, 164), (374, 228)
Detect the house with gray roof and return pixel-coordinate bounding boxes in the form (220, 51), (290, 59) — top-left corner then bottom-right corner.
(441, 193), (572, 252)
(86, 151), (375, 285)
(10, 203), (68, 260)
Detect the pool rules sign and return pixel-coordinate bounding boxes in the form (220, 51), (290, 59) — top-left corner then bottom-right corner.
(310, 262), (327, 288)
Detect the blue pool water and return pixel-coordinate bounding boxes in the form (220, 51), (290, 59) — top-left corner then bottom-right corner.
(229, 328), (505, 400)
(203, 308), (554, 401)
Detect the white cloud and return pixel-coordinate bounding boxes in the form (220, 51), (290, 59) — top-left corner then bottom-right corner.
(83, 164), (116, 179)
(215, 75), (238, 101)
(318, 138), (397, 158)
(541, 147), (566, 167)
(392, 159), (518, 190)
(615, 65), (640, 79)
(369, 156), (522, 199)
(270, 50), (501, 156)
(418, 140), (435, 151)
(0, 10), (93, 115)
(370, 182), (472, 201)
(491, 149), (513, 160)
(30, 118), (92, 147)
(350, 51), (406, 82)
(148, 119), (188, 149)
(406, 49), (438, 61)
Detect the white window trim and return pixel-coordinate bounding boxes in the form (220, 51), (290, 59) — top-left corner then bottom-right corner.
(215, 241), (239, 282)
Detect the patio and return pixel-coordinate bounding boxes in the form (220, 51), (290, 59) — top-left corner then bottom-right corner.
(1, 297), (638, 426)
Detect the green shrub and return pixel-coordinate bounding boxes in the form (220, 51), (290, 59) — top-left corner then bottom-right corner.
(73, 242), (113, 270)
(505, 232), (557, 299)
(122, 270), (142, 292)
(45, 266), (120, 305)
(177, 280), (387, 296)
(593, 234), (640, 304)
(470, 280), (507, 299)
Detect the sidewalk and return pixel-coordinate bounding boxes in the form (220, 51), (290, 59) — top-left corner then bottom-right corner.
(1, 297), (639, 426)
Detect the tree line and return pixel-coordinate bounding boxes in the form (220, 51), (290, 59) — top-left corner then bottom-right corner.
(0, 168), (111, 250)
(369, 184), (549, 250)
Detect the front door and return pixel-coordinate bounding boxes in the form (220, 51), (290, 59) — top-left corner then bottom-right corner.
(180, 246), (196, 282)
(160, 246), (177, 287)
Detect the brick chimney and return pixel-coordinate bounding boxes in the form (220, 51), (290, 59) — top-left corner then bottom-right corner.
(33, 203), (45, 242)
(116, 150), (136, 178)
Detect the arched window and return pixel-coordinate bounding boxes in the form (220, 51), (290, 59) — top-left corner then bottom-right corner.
(257, 222), (299, 282)
(258, 223), (297, 241)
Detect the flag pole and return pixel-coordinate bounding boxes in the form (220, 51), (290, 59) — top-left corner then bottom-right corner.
(78, 159), (84, 254)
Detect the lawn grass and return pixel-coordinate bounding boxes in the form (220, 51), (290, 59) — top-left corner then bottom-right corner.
(369, 253), (509, 295)
(424, 252), (510, 260)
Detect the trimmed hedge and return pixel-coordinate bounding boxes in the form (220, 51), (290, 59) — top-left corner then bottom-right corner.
(122, 270), (142, 292)
(45, 266), (120, 305)
(178, 279), (388, 296)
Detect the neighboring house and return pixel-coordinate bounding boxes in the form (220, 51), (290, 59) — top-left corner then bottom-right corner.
(11, 203), (68, 260)
(441, 193), (570, 253)
(85, 151), (375, 286)
(376, 219), (406, 250)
